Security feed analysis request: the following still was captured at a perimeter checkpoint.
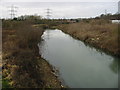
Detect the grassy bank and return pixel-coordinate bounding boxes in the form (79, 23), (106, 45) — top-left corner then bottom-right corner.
(57, 19), (120, 57)
(2, 20), (62, 88)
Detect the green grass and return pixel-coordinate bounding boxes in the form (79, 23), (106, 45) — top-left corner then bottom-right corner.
(2, 79), (12, 88)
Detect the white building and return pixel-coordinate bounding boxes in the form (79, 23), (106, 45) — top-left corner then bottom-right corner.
(112, 20), (120, 24)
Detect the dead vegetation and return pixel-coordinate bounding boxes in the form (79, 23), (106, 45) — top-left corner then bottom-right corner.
(58, 19), (120, 56)
(2, 20), (62, 88)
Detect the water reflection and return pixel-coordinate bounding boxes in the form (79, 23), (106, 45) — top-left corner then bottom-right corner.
(39, 29), (119, 88)
(109, 58), (119, 74)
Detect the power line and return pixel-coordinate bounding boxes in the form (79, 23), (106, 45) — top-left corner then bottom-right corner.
(8, 5), (18, 19)
(46, 8), (52, 19)
(105, 9), (107, 15)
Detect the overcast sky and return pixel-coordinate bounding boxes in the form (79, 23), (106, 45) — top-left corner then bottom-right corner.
(1, 0), (120, 2)
(0, 0), (119, 19)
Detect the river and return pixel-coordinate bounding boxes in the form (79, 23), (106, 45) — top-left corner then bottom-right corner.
(38, 29), (119, 88)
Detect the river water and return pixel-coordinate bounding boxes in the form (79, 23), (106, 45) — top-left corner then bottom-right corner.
(38, 29), (119, 88)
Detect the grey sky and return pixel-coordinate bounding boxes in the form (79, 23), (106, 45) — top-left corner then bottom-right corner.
(1, 0), (120, 2)
(0, 0), (119, 19)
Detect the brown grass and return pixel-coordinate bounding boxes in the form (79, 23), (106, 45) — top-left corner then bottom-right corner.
(2, 21), (62, 88)
(58, 19), (119, 56)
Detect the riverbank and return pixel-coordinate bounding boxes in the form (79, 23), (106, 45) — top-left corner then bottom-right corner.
(2, 21), (62, 88)
(57, 19), (120, 57)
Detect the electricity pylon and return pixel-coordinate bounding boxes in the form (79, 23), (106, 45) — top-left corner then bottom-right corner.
(8, 5), (18, 19)
(46, 8), (52, 19)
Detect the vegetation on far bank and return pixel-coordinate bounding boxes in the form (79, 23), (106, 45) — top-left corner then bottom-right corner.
(57, 19), (120, 56)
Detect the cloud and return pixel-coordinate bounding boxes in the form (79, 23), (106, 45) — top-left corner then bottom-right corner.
(1, 0), (120, 2)
(1, 2), (118, 19)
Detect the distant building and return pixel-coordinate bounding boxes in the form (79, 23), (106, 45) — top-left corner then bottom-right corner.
(112, 20), (120, 24)
(118, 1), (120, 14)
